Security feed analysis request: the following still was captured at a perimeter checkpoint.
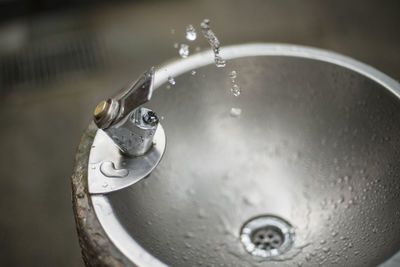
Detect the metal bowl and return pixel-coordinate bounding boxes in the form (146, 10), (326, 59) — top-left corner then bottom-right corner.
(72, 44), (400, 266)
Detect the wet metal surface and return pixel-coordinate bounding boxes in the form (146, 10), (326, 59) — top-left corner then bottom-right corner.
(91, 45), (400, 266)
(0, 0), (399, 266)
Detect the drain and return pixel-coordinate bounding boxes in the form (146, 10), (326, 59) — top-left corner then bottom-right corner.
(240, 215), (295, 258)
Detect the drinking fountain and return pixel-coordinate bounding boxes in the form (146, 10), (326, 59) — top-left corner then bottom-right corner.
(71, 43), (400, 266)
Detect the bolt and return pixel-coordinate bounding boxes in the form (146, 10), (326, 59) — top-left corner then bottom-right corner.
(143, 110), (159, 126)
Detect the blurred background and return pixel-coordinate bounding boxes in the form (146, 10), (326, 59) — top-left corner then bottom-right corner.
(0, 0), (398, 266)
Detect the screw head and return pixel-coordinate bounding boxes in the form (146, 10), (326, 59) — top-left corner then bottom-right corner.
(143, 110), (159, 126)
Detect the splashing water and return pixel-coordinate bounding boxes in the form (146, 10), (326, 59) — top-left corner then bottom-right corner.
(215, 57), (226, 68)
(168, 76), (176, 85)
(229, 70), (241, 96)
(200, 19), (226, 67)
(229, 70), (237, 80)
(230, 84), (241, 97)
(179, 43), (190, 58)
(171, 21), (243, 115)
(185, 24), (197, 41)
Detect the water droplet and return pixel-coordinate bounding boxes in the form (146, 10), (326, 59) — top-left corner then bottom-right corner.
(242, 194), (260, 206)
(331, 231), (338, 237)
(230, 107), (242, 117)
(173, 42), (179, 49)
(215, 56), (226, 67)
(230, 84), (241, 97)
(185, 24), (197, 41)
(323, 247), (331, 253)
(77, 193), (84, 198)
(195, 46), (201, 52)
(179, 43), (190, 58)
(184, 232), (194, 238)
(168, 76), (176, 85)
(320, 240), (326, 244)
(310, 251), (317, 256)
(100, 161), (129, 178)
(348, 186), (353, 192)
(200, 19), (226, 68)
(191, 70), (197, 75)
(102, 183), (108, 188)
(229, 70), (237, 80)
(170, 29), (176, 34)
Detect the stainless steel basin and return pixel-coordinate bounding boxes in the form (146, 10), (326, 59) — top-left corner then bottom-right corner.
(74, 44), (400, 266)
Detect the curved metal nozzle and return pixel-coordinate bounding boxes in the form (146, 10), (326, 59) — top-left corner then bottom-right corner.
(94, 67), (155, 130)
(93, 67), (159, 156)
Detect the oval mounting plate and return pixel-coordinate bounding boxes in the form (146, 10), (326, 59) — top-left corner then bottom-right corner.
(88, 124), (166, 194)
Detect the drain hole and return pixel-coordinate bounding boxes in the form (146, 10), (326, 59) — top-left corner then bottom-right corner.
(240, 215), (295, 258)
(251, 226), (284, 249)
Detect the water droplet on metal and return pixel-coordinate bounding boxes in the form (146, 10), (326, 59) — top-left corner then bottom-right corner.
(348, 186), (353, 192)
(230, 107), (242, 117)
(100, 161), (129, 178)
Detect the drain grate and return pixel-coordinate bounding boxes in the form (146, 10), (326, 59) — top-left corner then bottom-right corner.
(240, 215), (295, 258)
(251, 226), (284, 250)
